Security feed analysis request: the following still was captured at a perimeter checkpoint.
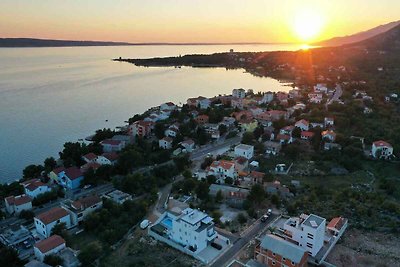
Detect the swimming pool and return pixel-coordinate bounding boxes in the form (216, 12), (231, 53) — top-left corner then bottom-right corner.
(161, 217), (173, 229)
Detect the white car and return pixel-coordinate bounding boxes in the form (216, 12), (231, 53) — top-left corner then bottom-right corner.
(140, 219), (150, 229)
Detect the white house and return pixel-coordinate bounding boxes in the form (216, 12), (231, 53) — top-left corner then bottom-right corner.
(283, 214), (326, 257)
(34, 235), (66, 261)
(295, 119), (310, 131)
(321, 130), (336, 142)
(261, 92), (274, 103)
(314, 84), (328, 93)
(180, 139), (195, 152)
(372, 140), (394, 159)
(232, 88), (246, 99)
(165, 128), (179, 138)
(105, 190), (132, 204)
(160, 102), (177, 112)
(96, 152), (118, 165)
(34, 207), (72, 238)
(324, 117), (335, 127)
(4, 194), (32, 214)
(234, 144), (254, 160)
(100, 139), (125, 153)
(264, 141), (282, 156)
(280, 126), (295, 136)
(21, 179), (51, 199)
(62, 195), (103, 225)
(208, 160), (237, 182)
(82, 153), (97, 163)
(159, 137), (173, 149)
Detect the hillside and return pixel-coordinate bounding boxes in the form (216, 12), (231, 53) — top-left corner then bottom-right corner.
(0, 38), (133, 47)
(349, 23), (400, 50)
(314, 20), (400, 47)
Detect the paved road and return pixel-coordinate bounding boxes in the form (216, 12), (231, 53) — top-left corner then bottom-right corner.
(190, 136), (241, 161)
(209, 214), (277, 267)
(326, 84), (343, 108)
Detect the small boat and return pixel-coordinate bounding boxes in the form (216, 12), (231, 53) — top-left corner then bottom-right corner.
(105, 119), (108, 122)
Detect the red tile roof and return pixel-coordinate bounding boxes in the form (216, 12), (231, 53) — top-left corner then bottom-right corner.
(36, 207), (69, 225)
(102, 152), (118, 161)
(211, 160), (235, 170)
(327, 217), (345, 231)
(277, 134), (291, 140)
(52, 167), (65, 175)
(64, 167), (83, 180)
(296, 119), (309, 126)
(100, 139), (122, 146)
(373, 140), (392, 148)
(161, 137), (173, 142)
(22, 179), (47, 191)
(71, 195), (102, 211)
(6, 195), (32, 206)
(83, 153), (97, 161)
(34, 235), (65, 253)
(301, 131), (315, 138)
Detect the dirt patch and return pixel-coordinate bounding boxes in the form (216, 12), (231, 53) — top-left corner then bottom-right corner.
(326, 229), (400, 267)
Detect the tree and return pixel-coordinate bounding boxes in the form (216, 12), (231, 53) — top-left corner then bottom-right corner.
(44, 157), (57, 173)
(218, 124), (228, 136)
(154, 123), (166, 139)
(83, 168), (97, 186)
(292, 127), (301, 138)
(19, 210), (34, 222)
(196, 181), (210, 200)
(91, 128), (115, 143)
(224, 177), (233, 185)
(173, 155), (191, 171)
(78, 241), (102, 266)
(242, 132), (254, 145)
(0, 245), (23, 267)
(51, 223), (69, 242)
(44, 255), (63, 267)
(23, 164), (44, 179)
(237, 213), (247, 224)
(215, 190), (223, 203)
(248, 184), (265, 205)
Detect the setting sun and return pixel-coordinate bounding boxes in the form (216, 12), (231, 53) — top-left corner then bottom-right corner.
(294, 9), (324, 42)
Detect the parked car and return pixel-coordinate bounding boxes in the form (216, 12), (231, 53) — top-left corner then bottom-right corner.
(261, 215), (269, 222)
(267, 209), (272, 215)
(140, 219), (150, 229)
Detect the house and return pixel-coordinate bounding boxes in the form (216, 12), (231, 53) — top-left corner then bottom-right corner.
(220, 117), (236, 128)
(21, 179), (51, 198)
(62, 195), (102, 224)
(254, 234), (308, 267)
(112, 134), (133, 145)
(80, 162), (101, 173)
(5, 194), (32, 214)
(314, 83), (328, 93)
(180, 139), (195, 152)
(230, 97), (244, 109)
(324, 117), (334, 127)
(0, 224), (33, 248)
(105, 190), (132, 204)
(247, 171), (265, 184)
(282, 214), (326, 257)
(265, 180), (292, 198)
(239, 120), (258, 132)
(327, 217), (348, 237)
(82, 153), (97, 163)
(280, 125), (295, 136)
(249, 107), (264, 117)
(310, 122), (324, 129)
(324, 142), (342, 151)
(261, 92), (274, 103)
(300, 131), (315, 140)
(372, 140), (394, 159)
(96, 152), (118, 165)
(34, 235), (66, 261)
(209, 184), (249, 207)
(211, 130), (221, 139)
(231, 110), (253, 122)
(276, 134), (293, 144)
(34, 207), (72, 238)
(234, 157), (248, 172)
(295, 119), (309, 131)
(208, 160), (237, 182)
(234, 144), (254, 160)
(129, 120), (153, 138)
(266, 110), (289, 121)
(159, 137), (173, 149)
(165, 127), (179, 137)
(289, 88), (301, 99)
(264, 141), (282, 155)
(195, 115), (209, 124)
(49, 167), (66, 184)
(59, 167), (84, 190)
(25, 260), (52, 267)
(232, 88), (246, 99)
(321, 130), (336, 142)
(148, 208), (219, 260)
(160, 102), (176, 112)
(187, 96), (211, 109)
(100, 139), (125, 153)
(276, 92), (289, 104)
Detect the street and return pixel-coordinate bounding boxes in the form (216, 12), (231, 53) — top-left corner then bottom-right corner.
(190, 136), (241, 160)
(210, 214), (278, 267)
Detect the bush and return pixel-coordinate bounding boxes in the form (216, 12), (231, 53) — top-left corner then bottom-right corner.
(237, 213), (247, 224)
(44, 255), (63, 267)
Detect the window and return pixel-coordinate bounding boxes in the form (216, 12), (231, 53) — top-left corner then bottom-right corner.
(272, 261), (276, 265)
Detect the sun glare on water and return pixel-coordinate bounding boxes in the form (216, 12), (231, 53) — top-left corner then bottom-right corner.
(294, 9), (324, 43)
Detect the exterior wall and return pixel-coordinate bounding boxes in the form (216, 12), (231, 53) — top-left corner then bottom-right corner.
(34, 215), (72, 238)
(159, 140), (172, 149)
(34, 243), (66, 261)
(66, 177), (83, 190)
(26, 186), (51, 198)
(254, 245), (308, 267)
(234, 146), (254, 160)
(95, 156), (112, 165)
(372, 145), (393, 158)
(102, 143), (124, 153)
(15, 202), (33, 214)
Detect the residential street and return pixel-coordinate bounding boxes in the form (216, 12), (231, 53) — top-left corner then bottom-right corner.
(190, 136), (241, 161)
(209, 214), (278, 267)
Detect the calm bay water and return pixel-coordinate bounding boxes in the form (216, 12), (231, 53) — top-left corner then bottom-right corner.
(0, 44), (302, 183)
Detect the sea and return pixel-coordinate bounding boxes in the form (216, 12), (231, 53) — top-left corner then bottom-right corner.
(0, 43), (304, 183)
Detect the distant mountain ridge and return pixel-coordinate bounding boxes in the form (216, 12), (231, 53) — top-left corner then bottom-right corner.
(314, 20), (400, 47)
(0, 38), (134, 47)
(348, 23), (400, 50)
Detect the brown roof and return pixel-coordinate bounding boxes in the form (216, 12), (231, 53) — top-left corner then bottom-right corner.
(6, 195), (32, 206)
(100, 139), (122, 146)
(52, 167), (65, 175)
(373, 140), (392, 148)
(250, 171), (265, 179)
(83, 153), (98, 161)
(35, 207), (69, 225)
(24, 179), (46, 191)
(102, 152), (119, 161)
(211, 160), (235, 170)
(34, 235), (65, 253)
(64, 167), (83, 180)
(71, 195), (102, 211)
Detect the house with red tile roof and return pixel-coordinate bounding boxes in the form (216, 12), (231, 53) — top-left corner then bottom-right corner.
(80, 162), (102, 173)
(321, 130), (336, 142)
(371, 140), (394, 159)
(300, 131), (315, 141)
(327, 217), (348, 236)
(100, 139), (125, 153)
(4, 194), (32, 214)
(58, 167), (84, 190)
(34, 235), (66, 261)
(21, 178), (52, 198)
(208, 160), (237, 183)
(159, 137), (173, 149)
(266, 110), (289, 121)
(295, 119), (310, 131)
(180, 139), (195, 152)
(96, 152), (118, 165)
(129, 120), (154, 138)
(34, 207), (72, 238)
(195, 114), (209, 124)
(62, 195), (103, 224)
(160, 102), (177, 112)
(82, 152), (98, 163)
(280, 125), (295, 136)
(49, 167), (66, 184)
(276, 134), (293, 144)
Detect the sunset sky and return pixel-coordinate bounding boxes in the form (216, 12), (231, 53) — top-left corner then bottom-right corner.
(1, 0), (399, 43)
